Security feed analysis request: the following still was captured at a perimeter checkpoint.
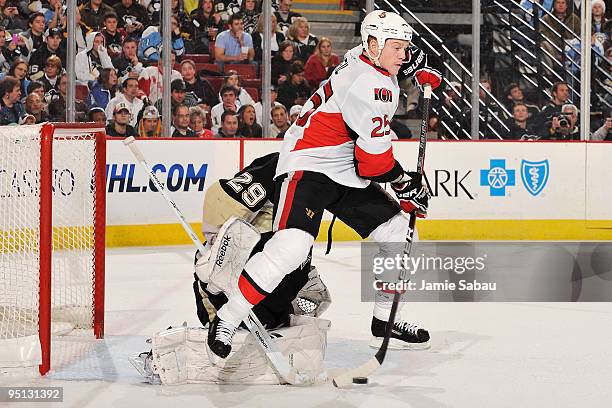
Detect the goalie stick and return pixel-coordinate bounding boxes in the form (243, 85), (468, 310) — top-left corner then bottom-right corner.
(123, 137), (308, 385)
(332, 84), (433, 388)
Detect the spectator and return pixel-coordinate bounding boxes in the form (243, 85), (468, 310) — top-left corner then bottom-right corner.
(277, 60), (311, 110)
(241, 0), (260, 34)
(542, 103), (579, 140)
(29, 28), (66, 80)
(213, 0), (241, 24)
(2, 58), (30, 97)
(47, 73), (88, 121)
(101, 12), (125, 59)
(253, 84), (283, 125)
(24, 91), (45, 124)
(537, 81), (570, 129)
(113, 0), (149, 38)
(27, 81), (46, 101)
(46, 0), (69, 30)
(75, 31), (114, 82)
(112, 37), (143, 82)
(172, 0), (190, 30)
(591, 114), (611, 141)
(187, 0), (223, 54)
(0, 26), (24, 72)
(171, 103), (197, 137)
(215, 109), (239, 138)
(170, 14), (187, 57)
(592, 0), (608, 43)
(304, 37), (338, 88)
(504, 103), (536, 140)
(252, 13), (285, 63)
(87, 67), (118, 110)
(271, 41), (295, 85)
(289, 104), (302, 123)
(137, 105), (163, 138)
(22, 12), (46, 54)
(106, 77), (143, 127)
(471, 78), (511, 137)
(237, 104), (262, 137)
(138, 51), (182, 104)
(189, 105), (214, 138)
(88, 106), (107, 124)
(539, 0), (580, 71)
(270, 105), (290, 137)
(106, 102), (138, 137)
(434, 81), (470, 139)
(137, 25), (185, 63)
(504, 83), (540, 120)
(80, 0), (114, 33)
(181, 59), (217, 110)
(214, 13), (255, 70)
(274, 0), (301, 35)
(0, 2), (25, 31)
(34, 55), (60, 94)
(287, 17), (318, 63)
(155, 78), (196, 115)
(218, 70), (255, 108)
(211, 85), (239, 133)
(0, 75), (25, 125)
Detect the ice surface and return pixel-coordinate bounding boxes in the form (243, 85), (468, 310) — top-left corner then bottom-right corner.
(1, 243), (611, 408)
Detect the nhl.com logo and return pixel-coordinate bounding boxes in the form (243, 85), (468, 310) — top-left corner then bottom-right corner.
(480, 159), (549, 197)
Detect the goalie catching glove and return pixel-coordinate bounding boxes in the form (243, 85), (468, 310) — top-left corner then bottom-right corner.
(391, 171), (430, 217)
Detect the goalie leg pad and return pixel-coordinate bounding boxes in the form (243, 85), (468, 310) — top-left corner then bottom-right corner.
(149, 316), (330, 385)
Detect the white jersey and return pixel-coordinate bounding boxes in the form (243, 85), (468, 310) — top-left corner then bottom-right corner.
(276, 45), (401, 188)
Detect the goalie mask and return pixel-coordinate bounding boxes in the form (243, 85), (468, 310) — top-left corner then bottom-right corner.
(361, 10), (413, 65)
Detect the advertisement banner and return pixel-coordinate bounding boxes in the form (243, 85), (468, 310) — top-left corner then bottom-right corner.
(106, 139), (239, 226)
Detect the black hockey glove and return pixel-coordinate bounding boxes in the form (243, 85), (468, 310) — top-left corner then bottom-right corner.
(391, 171), (430, 218)
(398, 46), (442, 91)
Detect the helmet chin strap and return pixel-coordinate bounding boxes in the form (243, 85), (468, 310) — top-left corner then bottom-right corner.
(363, 41), (383, 67)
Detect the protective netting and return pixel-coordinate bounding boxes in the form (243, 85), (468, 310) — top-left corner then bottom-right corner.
(0, 124), (99, 368)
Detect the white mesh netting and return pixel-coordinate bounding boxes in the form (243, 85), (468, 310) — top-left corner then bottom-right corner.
(0, 124), (99, 368)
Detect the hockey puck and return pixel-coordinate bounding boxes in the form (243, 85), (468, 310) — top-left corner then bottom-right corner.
(352, 376), (368, 384)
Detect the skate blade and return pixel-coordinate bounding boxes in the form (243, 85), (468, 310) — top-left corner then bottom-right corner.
(369, 337), (431, 350)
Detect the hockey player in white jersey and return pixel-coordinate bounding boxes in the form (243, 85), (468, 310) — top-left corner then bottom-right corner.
(209, 10), (439, 359)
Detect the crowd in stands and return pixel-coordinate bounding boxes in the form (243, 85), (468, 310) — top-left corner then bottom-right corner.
(428, 0), (611, 140)
(0, 0), (340, 139)
(0, 0), (609, 141)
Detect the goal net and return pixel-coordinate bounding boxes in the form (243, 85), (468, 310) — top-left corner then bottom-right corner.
(0, 123), (106, 375)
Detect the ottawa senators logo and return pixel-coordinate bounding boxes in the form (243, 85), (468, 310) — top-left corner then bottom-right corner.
(374, 88), (393, 103)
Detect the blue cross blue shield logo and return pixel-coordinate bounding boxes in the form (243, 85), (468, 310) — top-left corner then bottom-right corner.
(480, 159), (516, 196)
(521, 159), (549, 196)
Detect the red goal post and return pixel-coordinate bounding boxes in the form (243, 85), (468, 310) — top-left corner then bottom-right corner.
(0, 123), (106, 375)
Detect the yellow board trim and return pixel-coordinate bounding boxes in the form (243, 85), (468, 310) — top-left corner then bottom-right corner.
(105, 219), (612, 247)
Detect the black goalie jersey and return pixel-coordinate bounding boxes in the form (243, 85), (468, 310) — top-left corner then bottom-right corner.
(202, 152), (280, 238)
(219, 152), (280, 212)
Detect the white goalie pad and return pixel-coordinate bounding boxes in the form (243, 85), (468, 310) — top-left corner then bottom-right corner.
(195, 216), (261, 294)
(149, 315), (330, 385)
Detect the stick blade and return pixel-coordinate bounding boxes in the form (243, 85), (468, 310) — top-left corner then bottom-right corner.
(332, 358), (380, 388)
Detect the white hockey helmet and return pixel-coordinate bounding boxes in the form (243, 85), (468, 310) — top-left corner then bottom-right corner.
(361, 10), (413, 63)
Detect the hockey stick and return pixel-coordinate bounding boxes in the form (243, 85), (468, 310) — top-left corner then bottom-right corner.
(123, 137), (307, 385)
(332, 84), (432, 388)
